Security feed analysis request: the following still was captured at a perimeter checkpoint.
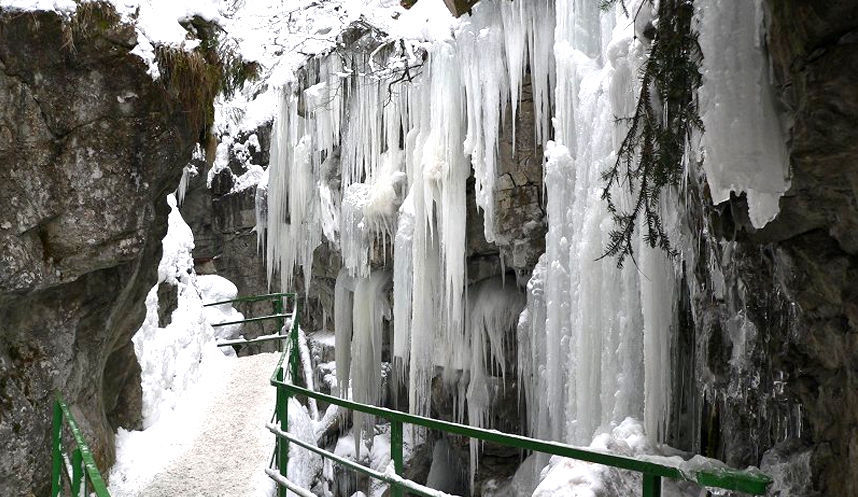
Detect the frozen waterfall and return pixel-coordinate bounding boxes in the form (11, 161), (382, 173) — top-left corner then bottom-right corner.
(257, 0), (788, 491)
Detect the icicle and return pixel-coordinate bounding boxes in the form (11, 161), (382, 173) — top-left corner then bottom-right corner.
(639, 244), (675, 445)
(254, 167), (269, 255)
(334, 269), (392, 460)
(176, 161), (198, 206)
(334, 270), (355, 398)
(392, 195), (415, 389)
(350, 270), (392, 460)
(516, 0), (677, 456)
(465, 277), (525, 490)
(265, 85), (322, 293)
(458, 3), (508, 245)
(340, 150), (406, 277)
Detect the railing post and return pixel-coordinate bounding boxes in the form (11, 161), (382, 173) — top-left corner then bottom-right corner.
(390, 420), (404, 497)
(643, 474), (662, 497)
(71, 447), (83, 496)
(51, 398), (63, 497)
(274, 297), (284, 353)
(277, 367), (289, 497)
(289, 299), (300, 385)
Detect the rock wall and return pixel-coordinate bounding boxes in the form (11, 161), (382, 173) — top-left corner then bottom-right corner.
(0, 8), (210, 495)
(181, 126), (284, 349)
(674, 2), (858, 494)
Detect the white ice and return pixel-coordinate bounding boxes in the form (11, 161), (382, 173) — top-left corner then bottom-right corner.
(696, 0), (790, 228)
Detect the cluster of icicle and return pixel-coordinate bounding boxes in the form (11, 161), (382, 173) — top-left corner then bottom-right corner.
(261, 1), (554, 469)
(257, 0), (789, 491)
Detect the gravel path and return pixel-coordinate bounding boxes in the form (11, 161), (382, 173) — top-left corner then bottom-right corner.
(134, 352), (279, 497)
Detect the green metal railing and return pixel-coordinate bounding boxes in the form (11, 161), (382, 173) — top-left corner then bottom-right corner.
(48, 292), (296, 497)
(204, 291), (295, 349)
(51, 393), (110, 497)
(268, 305), (772, 497)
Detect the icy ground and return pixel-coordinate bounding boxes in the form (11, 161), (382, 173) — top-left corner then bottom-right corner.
(109, 352), (279, 497)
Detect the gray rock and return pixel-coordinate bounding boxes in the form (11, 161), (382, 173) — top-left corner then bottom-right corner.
(669, 2), (858, 493)
(0, 8), (211, 495)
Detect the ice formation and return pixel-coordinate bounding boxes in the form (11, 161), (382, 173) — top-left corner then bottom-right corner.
(257, 0), (788, 492)
(696, 0), (790, 228)
(515, 0), (679, 453)
(334, 269), (393, 458)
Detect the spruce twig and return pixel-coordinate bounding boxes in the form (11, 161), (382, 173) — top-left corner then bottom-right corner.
(597, 0), (702, 267)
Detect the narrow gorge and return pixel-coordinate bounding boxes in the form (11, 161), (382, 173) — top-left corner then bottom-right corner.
(1, 0), (857, 496)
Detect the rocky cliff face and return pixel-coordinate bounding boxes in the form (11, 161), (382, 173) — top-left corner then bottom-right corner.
(0, 7), (211, 494)
(674, 2), (858, 494)
(181, 125), (283, 347)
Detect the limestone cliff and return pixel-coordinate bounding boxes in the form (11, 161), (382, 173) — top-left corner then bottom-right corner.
(674, 2), (858, 494)
(0, 7), (213, 494)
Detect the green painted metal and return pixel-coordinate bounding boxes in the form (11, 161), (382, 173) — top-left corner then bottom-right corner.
(216, 333), (293, 347)
(276, 367), (289, 497)
(206, 292), (295, 351)
(203, 291), (296, 307)
(643, 473), (661, 497)
(51, 399), (63, 497)
(391, 420), (404, 497)
(288, 300), (301, 385)
(270, 376), (772, 495)
(261, 290), (769, 496)
(51, 394), (110, 497)
(268, 424), (454, 497)
(264, 468), (317, 497)
(274, 298), (284, 353)
(210, 313), (292, 327)
(71, 447), (83, 496)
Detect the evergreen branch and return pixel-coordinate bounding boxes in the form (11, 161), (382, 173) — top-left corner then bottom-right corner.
(599, 0), (702, 267)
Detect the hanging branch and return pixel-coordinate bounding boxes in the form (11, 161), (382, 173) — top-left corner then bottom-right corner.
(598, 0), (703, 267)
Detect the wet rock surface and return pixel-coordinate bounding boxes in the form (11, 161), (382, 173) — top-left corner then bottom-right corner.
(672, 2), (858, 494)
(0, 8), (207, 495)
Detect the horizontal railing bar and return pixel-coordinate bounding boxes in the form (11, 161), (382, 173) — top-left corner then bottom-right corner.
(204, 292), (296, 306)
(266, 424), (459, 497)
(210, 313), (292, 327)
(216, 334), (290, 347)
(264, 469), (320, 497)
(54, 394), (110, 496)
(271, 376), (771, 494)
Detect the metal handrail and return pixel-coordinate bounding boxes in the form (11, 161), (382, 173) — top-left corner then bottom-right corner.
(268, 306), (772, 497)
(211, 313), (292, 328)
(203, 292), (296, 307)
(51, 393), (110, 497)
(206, 293), (296, 349)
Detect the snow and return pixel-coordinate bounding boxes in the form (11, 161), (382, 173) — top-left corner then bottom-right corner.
(0, 0), (75, 12)
(111, 353), (283, 497)
(198, 274), (245, 341)
(133, 194), (227, 429)
(110, 196), (281, 496)
(531, 418), (705, 497)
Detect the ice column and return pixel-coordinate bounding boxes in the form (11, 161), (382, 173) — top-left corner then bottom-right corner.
(520, 0), (676, 450)
(697, 0), (790, 228)
(333, 269), (392, 459)
(466, 278), (526, 489)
